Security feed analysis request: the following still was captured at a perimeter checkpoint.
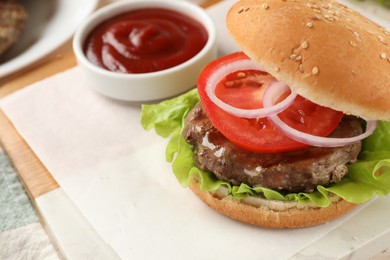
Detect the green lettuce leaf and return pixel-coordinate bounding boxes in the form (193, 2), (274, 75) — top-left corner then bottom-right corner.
(141, 89), (390, 207)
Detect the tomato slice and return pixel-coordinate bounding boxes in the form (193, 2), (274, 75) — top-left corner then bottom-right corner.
(197, 52), (344, 153)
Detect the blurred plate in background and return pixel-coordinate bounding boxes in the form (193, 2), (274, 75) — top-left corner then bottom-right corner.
(0, 0), (99, 78)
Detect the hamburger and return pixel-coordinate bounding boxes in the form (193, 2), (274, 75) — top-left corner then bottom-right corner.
(141, 0), (390, 228)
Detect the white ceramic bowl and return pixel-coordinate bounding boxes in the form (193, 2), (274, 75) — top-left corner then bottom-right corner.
(73, 0), (217, 102)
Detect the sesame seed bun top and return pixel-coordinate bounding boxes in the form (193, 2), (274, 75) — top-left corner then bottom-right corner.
(227, 0), (390, 121)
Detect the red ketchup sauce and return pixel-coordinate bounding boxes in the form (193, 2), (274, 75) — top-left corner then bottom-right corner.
(84, 8), (208, 74)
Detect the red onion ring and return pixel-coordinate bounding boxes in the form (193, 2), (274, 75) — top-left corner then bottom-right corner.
(263, 82), (378, 147)
(205, 59), (297, 118)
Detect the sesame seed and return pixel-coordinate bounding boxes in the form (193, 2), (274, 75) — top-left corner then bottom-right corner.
(262, 3), (269, 9)
(312, 66), (319, 75)
(299, 64), (304, 72)
(295, 55), (302, 62)
(353, 31), (359, 37)
(301, 41), (309, 49)
(378, 36), (387, 44)
(324, 15), (335, 21)
(238, 7), (249, 13)
(290, 53), (298, 60)
(381, 53), (387, 59)
(274, 66), (280, 72)
(306, 22), (313, 28)
(237, 72), (246, 78)
(349, 40), (357, 47)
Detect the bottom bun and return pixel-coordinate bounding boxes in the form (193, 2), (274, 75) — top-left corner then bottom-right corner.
(189, 177), (357, 228)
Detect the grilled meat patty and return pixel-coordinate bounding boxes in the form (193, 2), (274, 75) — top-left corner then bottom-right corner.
(0, 0), (27, 55)
(183, 102), (362, 193)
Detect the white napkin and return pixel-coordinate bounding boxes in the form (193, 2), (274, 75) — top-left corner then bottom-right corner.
(1, 0), (387, 259)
